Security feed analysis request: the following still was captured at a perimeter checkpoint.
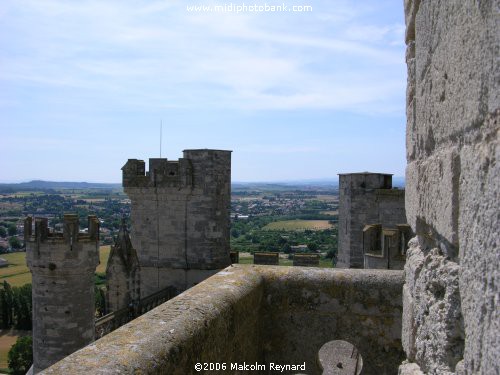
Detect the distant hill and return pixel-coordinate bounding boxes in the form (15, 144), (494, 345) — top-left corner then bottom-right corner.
(233, 176), (405, 190)
(0, 177), (404, 193)
(0, 180), (122, 192)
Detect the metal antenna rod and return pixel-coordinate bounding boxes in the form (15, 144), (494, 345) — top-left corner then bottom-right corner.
(160, 120), (162, 158)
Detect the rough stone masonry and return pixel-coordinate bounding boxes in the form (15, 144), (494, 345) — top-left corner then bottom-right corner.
(122, 149), (232, 296)
(25, 215), (100, 373)
(400, 0), (499, 374)
(337, 173), (407, 269)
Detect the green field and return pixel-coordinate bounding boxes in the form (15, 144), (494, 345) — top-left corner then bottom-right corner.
(0, 252), (31, 287)
(320, 210), (338, 216)
(238, 252), (332, 268)
(263, 220), (334, 231)
(0, 246), (111, 288)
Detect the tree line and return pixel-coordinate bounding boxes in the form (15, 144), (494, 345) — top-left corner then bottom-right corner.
(0, 281), (32, 330)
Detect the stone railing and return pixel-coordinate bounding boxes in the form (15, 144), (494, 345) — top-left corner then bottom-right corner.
(42, 265), (404, 375)
(95, 286), (177, 338)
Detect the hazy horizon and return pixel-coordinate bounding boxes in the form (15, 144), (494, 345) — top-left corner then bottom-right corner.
(1, 1), (407, 183)
(0, 175), (406, 185)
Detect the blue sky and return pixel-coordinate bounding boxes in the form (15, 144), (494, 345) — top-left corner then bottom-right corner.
(0, 0), (407, 183)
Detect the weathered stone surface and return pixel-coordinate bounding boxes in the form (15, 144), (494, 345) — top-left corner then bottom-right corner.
(26, 215), (100, 373)
(403, 0), (421, 44)
(405, 148), (460, 255)
(403, 240), (463, 374)
(457, 110), (499, 374)
(403, 0), (499, 373)
(409, 1), (499, 163)
(123, 149), (232, 296)
(398, 361), (424, 375)
(40, 266), (404, 375)
(318, 340), (363, 375)
(261, 267), (404, 374)
(401, 285), (415, 361)
(338, 173), (407, 269)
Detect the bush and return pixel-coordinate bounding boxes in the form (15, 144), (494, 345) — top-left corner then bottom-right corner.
(307, 242), (319, 252)
(7, 225), (17, 236)
(8, 336), (33, 375)
(9, 237), (22, 250)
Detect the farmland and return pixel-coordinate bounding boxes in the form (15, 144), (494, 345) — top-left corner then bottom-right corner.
(263, 219), (334, 231)
(0, 247), (111, 288)
(0, 252), (31, 287)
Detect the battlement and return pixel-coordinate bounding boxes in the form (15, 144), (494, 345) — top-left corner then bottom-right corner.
(122, 158), (193, 188)
(24, 214), (100, 244)
(26, 214), (100, 274)
(339, 172), (393, 190)
(122, 149), (231, 189)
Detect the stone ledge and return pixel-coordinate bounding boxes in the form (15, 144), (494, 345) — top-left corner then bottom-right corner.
(41, 266), (404, 375)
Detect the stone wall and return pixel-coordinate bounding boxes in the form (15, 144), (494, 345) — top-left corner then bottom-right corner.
(25, 215), (99, 373)
(402, 0), (499, 374)
(122, 149), (232, 296)
(338, 173), (407, 269)
(261, 267), (404, 375)
(40, 266), (404, 375)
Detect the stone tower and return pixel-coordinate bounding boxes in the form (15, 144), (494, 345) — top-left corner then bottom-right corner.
(105, 218), (140, 313)
(337, 172), (406, 268)
(25, 214), (99, 373)
(122, 149), (231, 296)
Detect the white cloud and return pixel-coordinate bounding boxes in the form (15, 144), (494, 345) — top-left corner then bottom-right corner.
(0, 0), (405, 113)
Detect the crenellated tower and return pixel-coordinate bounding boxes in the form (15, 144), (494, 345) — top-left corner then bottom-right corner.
(25, 214), (100, 374)
(122, 149), (232, 296)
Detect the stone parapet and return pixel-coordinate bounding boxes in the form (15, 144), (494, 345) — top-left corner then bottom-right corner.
(40, 266), (404, 375)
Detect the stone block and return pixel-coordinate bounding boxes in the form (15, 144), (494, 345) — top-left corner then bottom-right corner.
(412, 1), (498, 160)
(405, 148), (460, 252)
(398, 361), (424, 375)
(457, 117), (499, 374)
(253, 252), (279, 265)
(404, 240), (464, 374)
(401, 285), (416, 361)
(404, 0), (421, 44)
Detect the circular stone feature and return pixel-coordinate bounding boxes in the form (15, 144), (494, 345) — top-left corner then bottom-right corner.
(317, 340), (363, 375)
